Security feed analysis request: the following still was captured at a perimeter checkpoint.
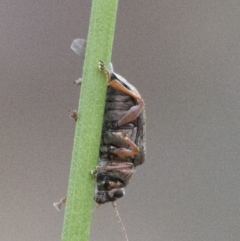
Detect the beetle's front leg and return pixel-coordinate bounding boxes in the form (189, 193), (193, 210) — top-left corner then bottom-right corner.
(98, 61), (144, 127)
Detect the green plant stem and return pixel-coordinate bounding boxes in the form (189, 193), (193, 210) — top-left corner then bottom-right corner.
(61, 0), (119, 240)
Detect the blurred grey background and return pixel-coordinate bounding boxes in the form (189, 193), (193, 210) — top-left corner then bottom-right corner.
(1, 1), (240, 240)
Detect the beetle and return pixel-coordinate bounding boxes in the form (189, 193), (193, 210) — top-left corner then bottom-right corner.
(93, 60), (146, 204)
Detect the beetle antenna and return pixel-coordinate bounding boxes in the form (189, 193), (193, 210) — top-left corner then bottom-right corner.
(92, 204), (101, 213)
(112, 202), (129, 241)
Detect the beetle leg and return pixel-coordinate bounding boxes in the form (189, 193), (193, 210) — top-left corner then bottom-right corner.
(97, 162), (134, 179)
(113, 137), (139, 157)
(98, 60), (144, 126)
(99, 61), (142, 101)
(108, 80), (144, 127)
(98, 161), (133, 171)
(116, 100), (144, 127)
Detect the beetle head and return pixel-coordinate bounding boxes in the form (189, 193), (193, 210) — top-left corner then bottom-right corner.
(94, 172), (125, 204)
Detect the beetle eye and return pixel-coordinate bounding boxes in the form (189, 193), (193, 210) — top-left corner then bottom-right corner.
(95, 188), (125, 204)
(108, 188), (125, 199)
(113, 189), (125, 199)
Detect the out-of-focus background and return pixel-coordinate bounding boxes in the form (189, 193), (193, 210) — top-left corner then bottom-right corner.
(1, 1), (240, 240)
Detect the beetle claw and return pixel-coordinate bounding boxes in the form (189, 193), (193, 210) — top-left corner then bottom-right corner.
(91, 169), (97, 178)
(98, 60), (105, 71)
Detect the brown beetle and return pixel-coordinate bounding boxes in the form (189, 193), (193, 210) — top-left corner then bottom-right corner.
(93, 60), (146, 204)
